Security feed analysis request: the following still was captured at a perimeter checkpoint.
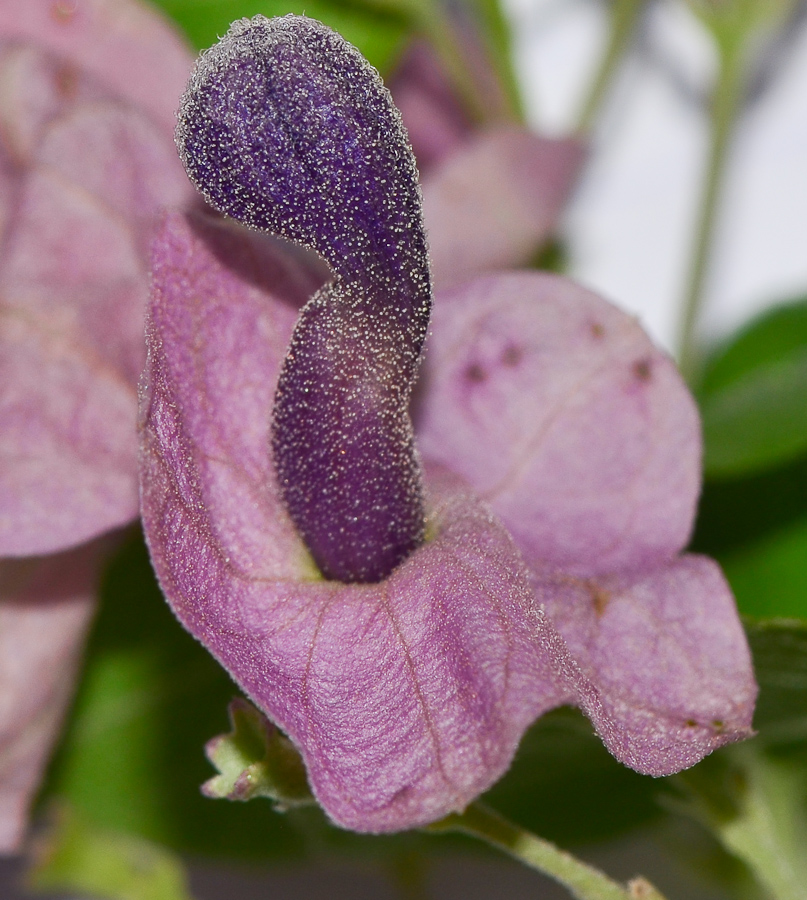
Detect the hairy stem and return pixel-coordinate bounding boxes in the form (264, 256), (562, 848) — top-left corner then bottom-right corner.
(429, 802), (668, 900)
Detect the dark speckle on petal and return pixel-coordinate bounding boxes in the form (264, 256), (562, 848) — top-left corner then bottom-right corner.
(465, 362), (487, 383)
(501, 344), (523, 367)
(56, 63), (79, 99)
(633, 358), (652, 382)
(50, 1), (78, 24)
(587, 581), (610, 617)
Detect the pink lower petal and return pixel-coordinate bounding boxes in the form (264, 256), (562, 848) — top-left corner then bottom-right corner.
(532, 555), (757, 775)
(141, 214), (573, 831)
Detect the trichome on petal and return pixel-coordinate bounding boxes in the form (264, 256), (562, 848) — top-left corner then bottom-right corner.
(177, 15), (431, 583)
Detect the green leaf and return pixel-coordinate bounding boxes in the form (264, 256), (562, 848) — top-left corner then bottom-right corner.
(657, 621), (807, 898)
(686, 0), (797, 60)
(693, 454), (807, 556)
(719, 519), (807, 621)
(150, 0), (409, 72)
(747, 619), (807, 746)
(28, 805), (193, 900)
(672, 745), (807, 900)
(701, 353), (807, 477)
(202, 698), (314, 808)
(698, 298), (807, 478)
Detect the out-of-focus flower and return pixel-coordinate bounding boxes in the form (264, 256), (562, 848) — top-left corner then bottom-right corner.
(0, 0), (193, 850)
(140, 15), (755, 835)
(390, 38), (585, 290)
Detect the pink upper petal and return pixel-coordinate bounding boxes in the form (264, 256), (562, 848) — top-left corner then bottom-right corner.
(0, 0), (193, 136)
(0, 538), (106, 851)
(532, 555), (757, 774)
(417, 271), (702, 577)
(140, 213), (572, 831)
(422, 129), (585, 290)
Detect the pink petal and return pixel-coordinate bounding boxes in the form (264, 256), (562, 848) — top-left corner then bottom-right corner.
(422, 129), (585, 290)
(417, 271), (701, 577)
(0, 538), (106, 851)
(142, 211), (323, 580)
(0, 43), (193, 554)
(0, 41), (105, 166)
(140, 213), (571, 831)
(0, 0), (193, 136)
(533, 555), (757, 774)
(0, 308), (138, 556)
(1, 96), (192, 380)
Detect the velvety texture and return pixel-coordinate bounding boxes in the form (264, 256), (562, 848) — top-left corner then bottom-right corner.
(416, 273), (756, 772)
(530, 557), (757, 775)
(177, 16), (431, 582)
(417, 272), (701, 578)
(141, 211), (573, 830)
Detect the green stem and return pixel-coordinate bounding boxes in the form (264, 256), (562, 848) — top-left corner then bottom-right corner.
(577, 0), (647, 134)
(428, 802), (668, 900)
(677, 41), (747, 382)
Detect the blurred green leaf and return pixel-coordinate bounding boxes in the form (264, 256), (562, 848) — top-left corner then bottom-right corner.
(700, 299), (807, 394)
(694, 453), (807, 556)
(656, 621), (807, 898)
(686, 0), (798, 60)
(149, 0), (409, 72)
(28, 805), (193, 900)
(672, 745), (807, 900)
(698, 298), (807, 478)
(719, 519), (807, 621)
(747, 619), (807, 746)
(483, 708), (662, 846)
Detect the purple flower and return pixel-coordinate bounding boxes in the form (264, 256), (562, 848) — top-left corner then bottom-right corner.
(140, 15), (756, 834)
(0, 0), (192, 850)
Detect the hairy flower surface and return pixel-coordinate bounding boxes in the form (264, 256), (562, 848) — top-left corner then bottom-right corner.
(141, 14), (756, 833)
(0, 0), (192, 850)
